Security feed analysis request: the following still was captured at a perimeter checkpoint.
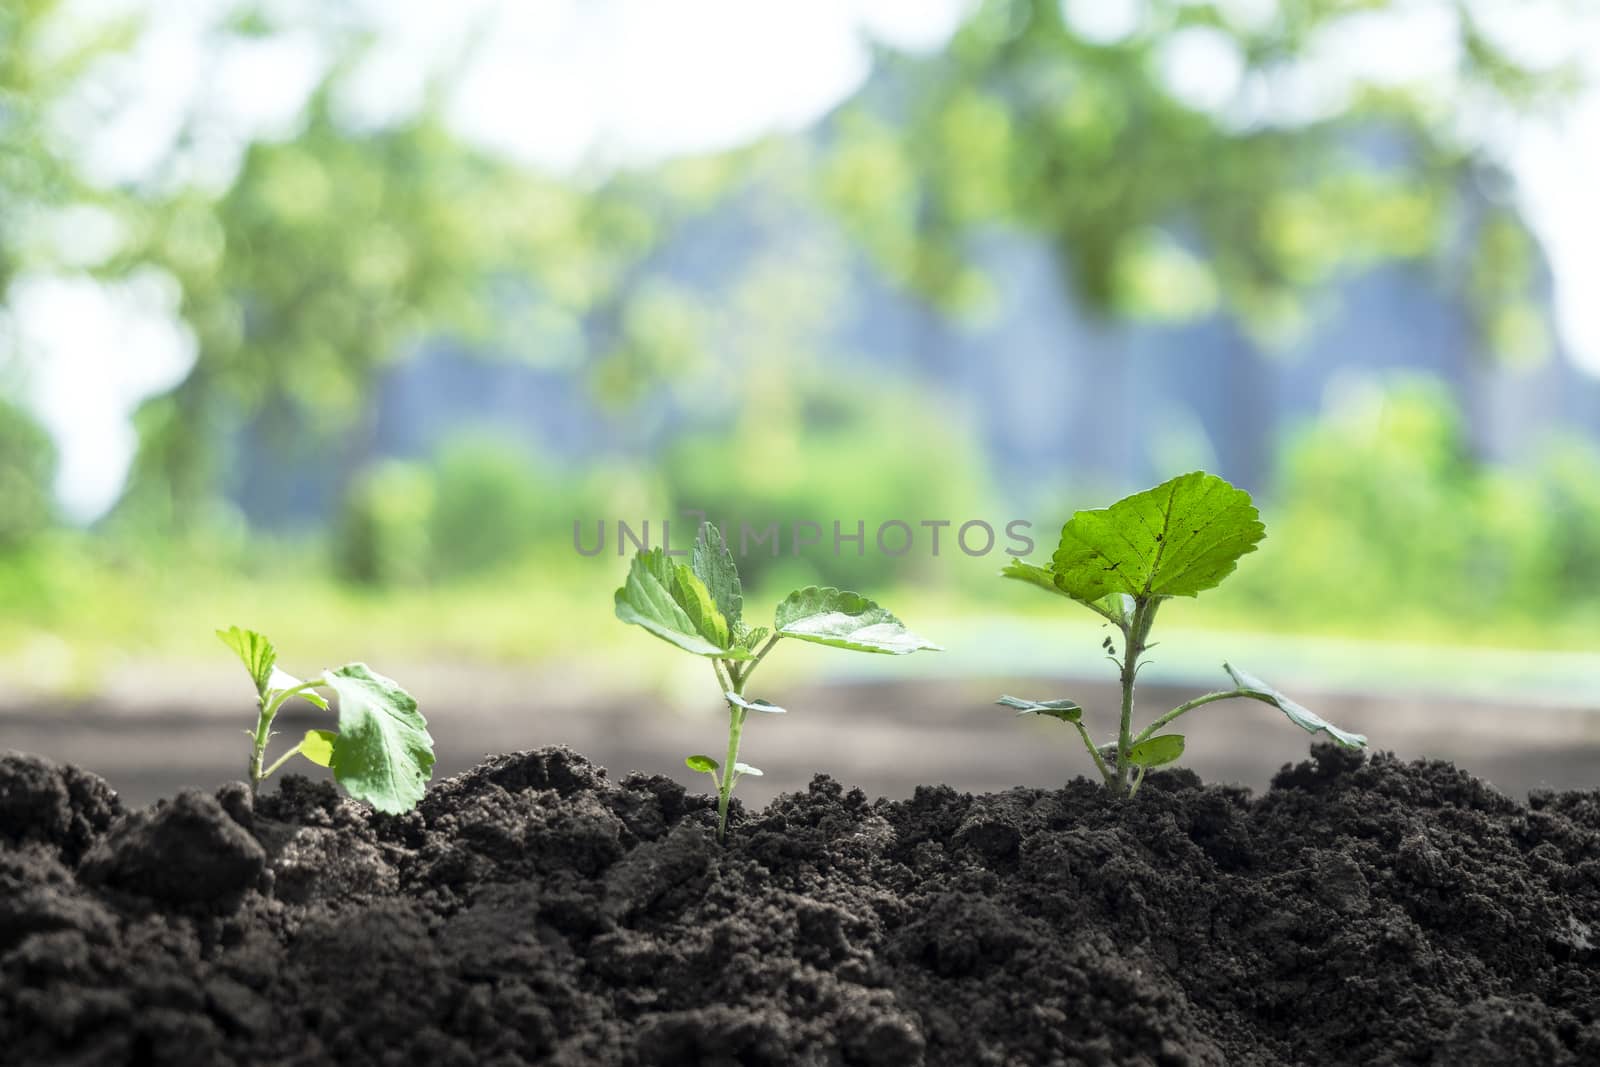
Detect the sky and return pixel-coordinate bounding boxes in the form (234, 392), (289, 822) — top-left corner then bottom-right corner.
(8, 0), (1600, 521)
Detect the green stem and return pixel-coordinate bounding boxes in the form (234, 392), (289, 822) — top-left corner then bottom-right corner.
(260, 741), (305, 781)
(1131, 688), (1255, 745)
(1074, 721), (1115, 785)
(715, 658), (748, 844)
(1128, 764), (1148, 798)
(249, 678), (328, 797)
(247, 692), (272, 798)
(1114, 598), (1159, 794)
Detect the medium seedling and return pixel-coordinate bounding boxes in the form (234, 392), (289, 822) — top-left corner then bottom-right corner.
(999, 471), (1366, 797)
(218, 626), (434, 813)
(615, 522), (940, 841)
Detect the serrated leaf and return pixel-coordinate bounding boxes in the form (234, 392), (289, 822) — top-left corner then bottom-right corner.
(1001, 561), (1132, 624)
(614, 548), (749, 658)
(1224, 664), (1368, 748)
(996, 695), (1082, 722)
(1051, 471), (1264, 602)
(299, 729), (337, 768)
(773, 587), (941, 655)
(1127, 734), (1185, 767)
(1000, 559), (1072, 598)
(726, 693), (787, 714)
(217, 626), (276, 695)
(323, 664), (434, 814)
(685, 754), (720, 773)
(690, 522), (742, 629)
(733, 762), (763, 777)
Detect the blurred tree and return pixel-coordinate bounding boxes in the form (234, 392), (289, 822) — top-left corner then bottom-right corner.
(0, 1), (137, 294)
(824, 0), (1577, 350)
(0, 396), (56, 551)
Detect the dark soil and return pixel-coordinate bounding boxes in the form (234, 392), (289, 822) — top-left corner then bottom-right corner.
(1, 743), (1597, 1066)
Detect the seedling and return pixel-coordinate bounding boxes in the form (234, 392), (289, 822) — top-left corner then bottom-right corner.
(218, 626), (434, 814)
(999, 472), (1366, 797)
(615, 522), (940, 841)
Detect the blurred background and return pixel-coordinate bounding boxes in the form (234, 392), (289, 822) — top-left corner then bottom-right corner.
(4, 0), (1600, 805)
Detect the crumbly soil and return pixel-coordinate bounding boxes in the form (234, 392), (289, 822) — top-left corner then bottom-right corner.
(1, 743), (1596, 1066)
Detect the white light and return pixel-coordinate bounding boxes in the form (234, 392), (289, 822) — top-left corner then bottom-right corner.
(1059, 0), (1145, 46)
(1159, 27), (1245, 116)
(10, 272), (197, 522)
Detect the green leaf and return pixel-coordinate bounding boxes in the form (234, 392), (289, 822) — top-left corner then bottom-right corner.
(740, 625), (771, 650)
(690, 522), (742, 629)
(726, 693), (787, 714)
(267, 667), (330, 709)
(1001, 561), (1132, 624)
(1127, 734), (1186, 767)
(773, 586), (941, 655)
(217, 626), (276, 695)
(1050, 471), (1265, 602)
(299, 729), (337, 768)
(323, 664), (434, 814)
(1224, 664), (1368, 749)
(1000, 558), (1072, 598)
(685, 754), (720, 774)
(614, 548), (748, 658)
(732, 762), (763, 777)
(996, 695), (1082, 722)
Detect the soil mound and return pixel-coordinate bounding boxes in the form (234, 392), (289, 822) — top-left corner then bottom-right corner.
(1, 743), (1596, 1065)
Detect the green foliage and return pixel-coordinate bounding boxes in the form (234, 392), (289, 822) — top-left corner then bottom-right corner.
(659, 380), (990, 592)
(774, 587), (942, 655)
(826, 0), (1572, 353)
(616, 522), (937, 840)
(1050, 471), (1264, 600)
(0, 398), (56, 552)
(428, 438), (547, 579)
(1001, 472), (1365, 796)
(218, 626), (433, 813)
(333, 461), (435, 587)
(323, 663), (435, 814)
(1217, 379), (1600, 631)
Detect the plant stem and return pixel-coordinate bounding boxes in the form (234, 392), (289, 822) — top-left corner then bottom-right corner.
(1131, 688), (1255, 745)
(1114, 598), (1159, 794)
(247, 692), (273, 798)
(1074, 721), (1115, 785)
(714, 658), (748, 843)
(260, 741), (306, 781)
(1128, 764), (1148, 798)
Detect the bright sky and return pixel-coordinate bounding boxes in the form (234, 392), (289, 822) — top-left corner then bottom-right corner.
(8, 0), (1600, 520)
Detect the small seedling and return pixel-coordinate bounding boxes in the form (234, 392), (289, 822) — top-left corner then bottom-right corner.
(615, 522), (940, 841)
(999, 472), (1366, 797)
(218, 626), (434, 813)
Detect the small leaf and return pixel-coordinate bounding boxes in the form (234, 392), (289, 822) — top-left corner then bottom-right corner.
(1051, 471), (1265, 602)
(740, 625), (771, 650)
(685, 754), (720, 774)
(733, 762), (763, 777)
(614, 548), (749, 658)
(1000, 559), (1072, 598)
(299, 729), (337, 768)
(267, 666), (330, 709)
(1224, 664), (1368, 748)
(726, 693), (787, 714)
(996, 695), (1082, 723)
(690, 522), (743, 629)
(217, 626), (276, 695)
(1000, 561), (1131, 623)
(323, 664), (435, 814)
(1127, 734), (1185, 767)
(774, 587), (941, 655)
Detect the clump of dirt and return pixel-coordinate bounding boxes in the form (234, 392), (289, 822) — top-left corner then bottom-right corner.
(0, 742), (1596, 1065)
